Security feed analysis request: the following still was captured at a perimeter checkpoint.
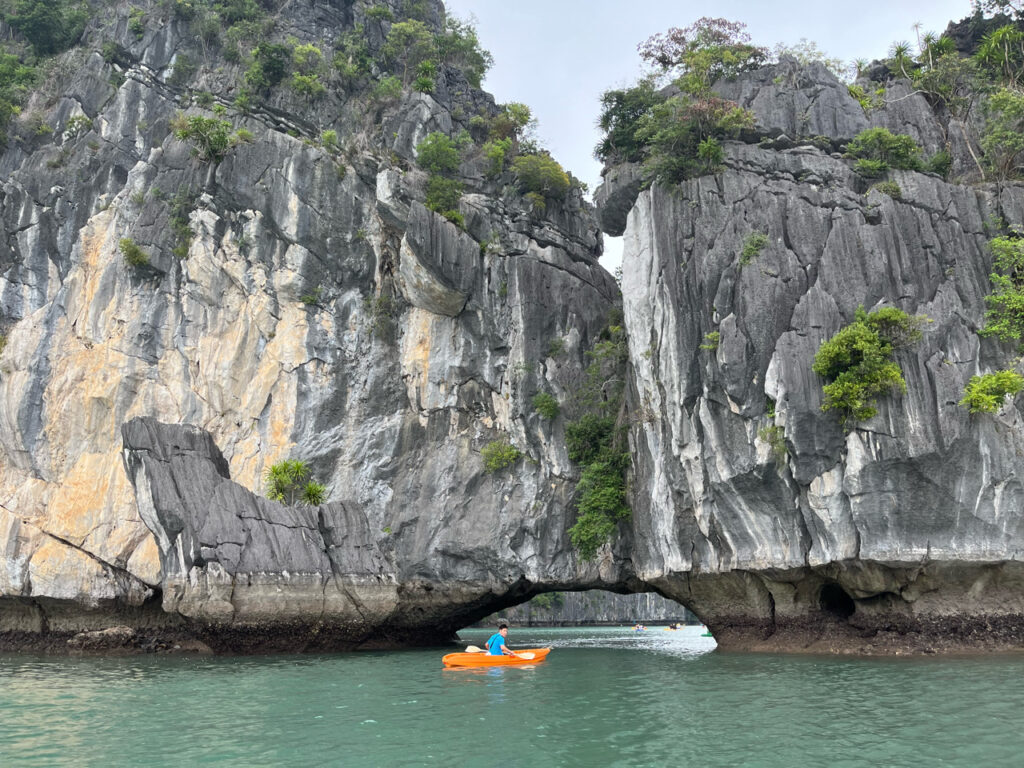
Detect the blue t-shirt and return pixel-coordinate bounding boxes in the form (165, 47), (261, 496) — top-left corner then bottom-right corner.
(486, 632), (507, 655)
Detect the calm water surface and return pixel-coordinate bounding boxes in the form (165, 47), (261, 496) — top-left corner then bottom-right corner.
(2, 626), (1023, 767)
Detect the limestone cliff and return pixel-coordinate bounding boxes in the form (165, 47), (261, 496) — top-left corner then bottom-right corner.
(0, 0), (621, 650)
(601, 56), (1024, 652)
(3, 1), (1024, 656)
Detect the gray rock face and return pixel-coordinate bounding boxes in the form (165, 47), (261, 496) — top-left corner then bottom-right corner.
(714, 57), (870, 143)
(603, 64), (1024, 652)
(4, 0), (1023, 656)
(0, 0), (624, 650)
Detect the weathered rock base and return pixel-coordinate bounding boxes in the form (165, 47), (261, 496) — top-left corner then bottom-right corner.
(707, 614), (1024, 655)
(0, 595), (196, 654)
(653, 560), (1024, 655)
(0, 594), (461, 654)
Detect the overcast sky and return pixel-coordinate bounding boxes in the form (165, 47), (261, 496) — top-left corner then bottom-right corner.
(442, 0), (974, 272)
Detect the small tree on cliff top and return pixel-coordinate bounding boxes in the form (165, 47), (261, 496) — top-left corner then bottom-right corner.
(597, 19), (759, 183)
(637, 17), (766, 95)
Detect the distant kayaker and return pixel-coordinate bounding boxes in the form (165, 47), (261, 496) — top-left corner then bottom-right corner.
(485, 622), (515, 656)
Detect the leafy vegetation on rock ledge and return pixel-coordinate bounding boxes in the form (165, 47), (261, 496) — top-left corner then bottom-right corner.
(532, 392), (560, 420)
(981, 234), (1024, 342)
(481, 439), (521, 473)
(960, 369), (1024, 413)
(844, 127), (923, 176)
(565, 315), (631, 561)
(119, 237), (149, 269)
(813, 306), (926, 424)
(595, 18), (760, 183)
(739, 232), (769, 267)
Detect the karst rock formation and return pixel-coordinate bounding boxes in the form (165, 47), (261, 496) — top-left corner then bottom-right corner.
(1, 1), (1021, 653)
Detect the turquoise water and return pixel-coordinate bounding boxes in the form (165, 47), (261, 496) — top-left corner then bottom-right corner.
(2, 626), (1023, 767)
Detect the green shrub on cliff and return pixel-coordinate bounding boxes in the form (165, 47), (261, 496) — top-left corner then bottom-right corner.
(435, 16), (493, 89)
(171, 114), (234, 161)
(512, 153), (571, 201)
(844, 127), (923, 174)
(565, 317), (631, 561)
(739, 232), (769, 267)
(853, 158), (888, 178)
(416, 133), (467, 221)
(960, 370), (1024, 413)
(569, 455), (631, 561)
(635, 95), (754, 183)
(364, 5), (394, 23)
(265, 459), (327, 506)
(758, 423), (788, 466)
(413, 60), (436, 93)
(425, 176), (463, 216)
(416, 132), (461, 174)
(869, 180), (902, 199)
(699, 330), (720, 350)
(813, 306), (925, 423)
(488, 102), (534, 144)
(981, 234), (1024, 341)
(847, 84), (885, 113)
(129, 7), (146, 38)
(482, 137), (512, 177)
(532, 392), (560, 420)
(119, 237), (149, 269)
(2, 0), (88, 57)
(595, 19), (760, 181)
(381, 19), (434, 84)
(0, 52), (37, 145)
(481, 440), (521, 473)
(372, 75), (402, 103)
(637, 18), (765, 97)
(595, 77), (663, 164)
(566, 414), (615, 464)
(981, 88), (1024, 180)
(975, 24), (1024, 86)
(291, 73), (325, 100)
(245, 43), (292, 91)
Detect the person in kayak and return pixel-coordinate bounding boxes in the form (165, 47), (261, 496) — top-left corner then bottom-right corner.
(485, 622), (515, 656)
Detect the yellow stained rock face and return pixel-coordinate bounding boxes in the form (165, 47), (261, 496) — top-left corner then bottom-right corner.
(400, 308), (434, 412)
(47, 451), (153, 566)
(28, 536), (118, 603)
(126, 534), (162, 585)
(0, 205), (318, 607)
(222, 303), (306, 488)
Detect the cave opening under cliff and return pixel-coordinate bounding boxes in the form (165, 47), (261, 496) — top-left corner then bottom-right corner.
(464, 588), (696, 629)
(819, 583), (856, 620)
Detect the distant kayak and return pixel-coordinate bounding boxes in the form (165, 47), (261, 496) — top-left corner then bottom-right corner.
(442, 648), (552, 668)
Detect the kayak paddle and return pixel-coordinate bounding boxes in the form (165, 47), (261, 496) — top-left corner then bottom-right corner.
(465, 645), (485, 653)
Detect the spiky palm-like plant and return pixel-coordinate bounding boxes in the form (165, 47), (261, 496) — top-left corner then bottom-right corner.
(977, 25), (1024, 86)
(890, 41), (913, 80)
(264, 459), (327, 506)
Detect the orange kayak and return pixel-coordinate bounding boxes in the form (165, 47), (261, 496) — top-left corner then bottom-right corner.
(442, 648), (552, 668)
